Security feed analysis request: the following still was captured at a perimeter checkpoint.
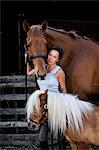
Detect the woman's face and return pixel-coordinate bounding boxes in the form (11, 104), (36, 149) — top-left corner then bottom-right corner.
(47, 50), (59, 65)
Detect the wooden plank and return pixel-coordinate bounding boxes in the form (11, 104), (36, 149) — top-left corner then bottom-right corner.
(0, 94), (29, 101)
(0, 108), (25, 115)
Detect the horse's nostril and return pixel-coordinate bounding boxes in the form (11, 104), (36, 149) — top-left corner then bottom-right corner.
(40, 76), (45, 80)
(38, 72), (46, 80)
(28, 122), (36, 130)
(32, 124), (36, 130)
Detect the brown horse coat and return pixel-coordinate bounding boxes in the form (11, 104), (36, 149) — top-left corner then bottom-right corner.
(23, 20), (99, 101)
(26, 90), (99, 150)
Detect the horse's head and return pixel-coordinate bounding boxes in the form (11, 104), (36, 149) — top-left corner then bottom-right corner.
(23, 20), (48, 77)
(30, 90), (48, 127)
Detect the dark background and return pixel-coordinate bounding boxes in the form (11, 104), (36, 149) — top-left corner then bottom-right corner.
(1, 1), (99, 75)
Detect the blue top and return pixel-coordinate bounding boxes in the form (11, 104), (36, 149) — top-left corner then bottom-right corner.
(37, 65), (61, 92)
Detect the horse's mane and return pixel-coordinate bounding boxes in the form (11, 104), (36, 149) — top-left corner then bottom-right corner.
(26, 90), (45, 123)
(30, 25), (99, 45)
(48, 91), (94, 135)
(47, 26), (99, 45)
(26, 90), (94, 135)
(47, 26), (81, 39)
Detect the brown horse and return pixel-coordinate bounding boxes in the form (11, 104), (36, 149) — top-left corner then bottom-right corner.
(23, 20), (99, 101)
(25, 90), (99, 150)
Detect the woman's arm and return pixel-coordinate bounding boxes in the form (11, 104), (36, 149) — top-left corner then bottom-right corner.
(27, 62), (35, 76)
(56, 69), (67, 93)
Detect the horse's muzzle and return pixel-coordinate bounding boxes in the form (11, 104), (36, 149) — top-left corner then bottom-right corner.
(38, 74), (46, 80)
(38, 69), (46, 78)
(28, 121), (39, 131)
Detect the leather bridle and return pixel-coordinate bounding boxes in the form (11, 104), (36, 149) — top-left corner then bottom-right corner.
(24, 42), (46, 61)
(31, 103), (48, 125)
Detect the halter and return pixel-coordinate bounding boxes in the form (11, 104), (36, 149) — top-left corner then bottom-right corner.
(24, 42), (46, 61)
(39, 95), (48, 125)
(29, 54), (46, 60)
(39, 106), (48, 125)
(32, 92), (48, 125)
(30, 103), (48, 125)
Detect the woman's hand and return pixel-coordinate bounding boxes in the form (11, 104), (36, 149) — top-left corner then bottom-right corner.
(25, 53), (27, 64)
(27, 62), (35, 76)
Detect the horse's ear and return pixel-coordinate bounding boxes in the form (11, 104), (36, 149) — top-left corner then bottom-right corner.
(42, 20), (48, 32)
(41, 89), (48, 97)
(39, 89), (48, 101)
(45, 89), (48, 95)
(23, 20), (30, 32)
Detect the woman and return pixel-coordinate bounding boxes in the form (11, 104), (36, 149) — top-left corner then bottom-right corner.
(26, 45), (67, 93)
(26, 45), (67, 149)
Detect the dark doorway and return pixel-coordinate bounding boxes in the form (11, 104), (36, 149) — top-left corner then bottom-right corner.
(1, 1), (99, 75)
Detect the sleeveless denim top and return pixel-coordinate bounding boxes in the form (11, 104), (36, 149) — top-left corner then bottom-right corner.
(37, 65), (61, 92)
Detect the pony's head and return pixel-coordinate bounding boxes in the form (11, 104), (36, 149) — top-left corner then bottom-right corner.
(23, 20), (48, 77)
(26, 90), (48, 129)
(26, 89), (94, 135)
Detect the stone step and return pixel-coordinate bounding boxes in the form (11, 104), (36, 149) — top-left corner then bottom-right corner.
(0, 121), (39, 134)
(0, 93), (30, 101)
(0, 75), (35, 83)
(0, 81), (36, 88)
(0, 121), (28, 128)
(0, 75), (36, 89)
(0, 133), (39, 147)
(0, 108), (25, 115)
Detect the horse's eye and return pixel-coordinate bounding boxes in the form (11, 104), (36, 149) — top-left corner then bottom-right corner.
(44, 104), (48, 109)
(26, 39), (31, 47)
(27, 43), (31, 47)
(45, 43), (49, 49)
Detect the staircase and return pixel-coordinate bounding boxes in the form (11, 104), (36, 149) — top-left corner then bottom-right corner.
(0, 75), (40, 148)
(1, 75), (98, 150)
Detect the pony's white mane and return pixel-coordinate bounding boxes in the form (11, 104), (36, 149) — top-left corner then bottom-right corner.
(25, 90), (45, 123)
(48, 91), (94, 135)
(26, 90), (94, 135)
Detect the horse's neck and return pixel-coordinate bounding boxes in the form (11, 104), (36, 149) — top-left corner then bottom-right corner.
(46, 28), (73, 65)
